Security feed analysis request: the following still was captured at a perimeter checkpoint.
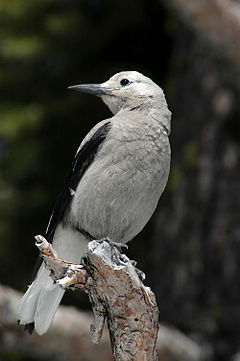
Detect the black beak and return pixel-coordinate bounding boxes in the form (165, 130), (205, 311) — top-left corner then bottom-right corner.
(68, 83), (113, 96)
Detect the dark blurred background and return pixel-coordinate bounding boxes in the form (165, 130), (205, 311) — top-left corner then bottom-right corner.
(0, 0), (240, 360)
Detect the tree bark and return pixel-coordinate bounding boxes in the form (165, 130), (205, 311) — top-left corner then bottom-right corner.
(161, 0), (240, 76)
(34, 235), (159, 361)
(0, 282), (211, 361)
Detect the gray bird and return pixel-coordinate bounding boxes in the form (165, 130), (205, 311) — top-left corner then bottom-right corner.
(17, 71), (171, 335)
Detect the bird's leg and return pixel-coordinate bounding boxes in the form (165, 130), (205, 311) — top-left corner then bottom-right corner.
(96, 237), (128, 266)
(129, 260), (146, 281)
(134, 267), (146, 282)
(97, 237), (128, 252)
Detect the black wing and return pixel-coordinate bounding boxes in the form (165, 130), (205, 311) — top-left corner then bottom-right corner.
(45, 121), (111, 242)
(24, 123), (111, 334)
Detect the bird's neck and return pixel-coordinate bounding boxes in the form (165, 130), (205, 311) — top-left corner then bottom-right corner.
(149, 106), (171, 136)
(105, 96), (171, 136)
(124, 103), (171, 136)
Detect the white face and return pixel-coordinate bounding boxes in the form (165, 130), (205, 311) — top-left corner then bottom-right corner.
(100, 71), (164, 115)
(69, 70), (171, 134)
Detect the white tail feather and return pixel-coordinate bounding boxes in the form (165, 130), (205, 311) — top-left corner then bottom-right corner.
(17, 224), (88, 335)
(34, 276), (65, 335)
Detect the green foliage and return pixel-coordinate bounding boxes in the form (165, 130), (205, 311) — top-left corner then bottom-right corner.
(0, 103), (43, 140)
(182, 141), (198, 169)
(0, 0), (94, 288)
(1, 350), (36, 361)
(167, 165), (182, 191)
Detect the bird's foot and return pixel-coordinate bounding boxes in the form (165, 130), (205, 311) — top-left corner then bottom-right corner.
(97, 237), (128, 252)
(135, 267), (146, 281)
(111, 252), (129, 267)
(96, 237), (128, 266)
(129, 260), (146, 281)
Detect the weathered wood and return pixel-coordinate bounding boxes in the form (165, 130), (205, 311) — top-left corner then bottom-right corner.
(35, 235), (159, 361)
(0, 283), (211, 361)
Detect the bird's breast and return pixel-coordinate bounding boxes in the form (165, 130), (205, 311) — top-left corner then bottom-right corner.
(68, 117), (171, 243)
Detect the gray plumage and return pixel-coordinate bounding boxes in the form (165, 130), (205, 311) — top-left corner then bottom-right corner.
(17, 71), (171, 335)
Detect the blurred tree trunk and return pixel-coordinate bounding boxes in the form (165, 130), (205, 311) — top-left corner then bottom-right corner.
(160, 0), (240, 76)
(141, 9), (240, 361)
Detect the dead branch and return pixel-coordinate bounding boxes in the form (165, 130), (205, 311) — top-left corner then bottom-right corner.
(35, 235), (159, 361)
(0, 283), (212, 361)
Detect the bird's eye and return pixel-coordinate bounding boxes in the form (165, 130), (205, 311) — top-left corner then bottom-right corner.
(120, 78), (130, 86)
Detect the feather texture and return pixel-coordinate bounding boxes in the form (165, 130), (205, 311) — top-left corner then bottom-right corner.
(17, 71), (171, 335)
(17, 224), (89, 334)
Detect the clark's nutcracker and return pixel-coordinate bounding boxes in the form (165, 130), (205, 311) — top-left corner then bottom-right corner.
(17, 71), (171, 335)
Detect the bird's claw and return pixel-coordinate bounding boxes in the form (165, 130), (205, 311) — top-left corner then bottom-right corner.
(130, 260), (137, 267)
(97, 237), (128, 251)
(135, 267), (146, 281)
(96, 237), (128, 266)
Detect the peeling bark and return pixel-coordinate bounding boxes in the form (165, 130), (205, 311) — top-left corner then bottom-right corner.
(0, 283), (211, 361)
(35, 235), (159, 361)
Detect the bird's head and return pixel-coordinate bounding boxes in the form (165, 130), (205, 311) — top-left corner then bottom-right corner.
(69, 71), (171, 134)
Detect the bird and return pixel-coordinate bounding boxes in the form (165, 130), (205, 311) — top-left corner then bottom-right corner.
(17, 70), (171, 335)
